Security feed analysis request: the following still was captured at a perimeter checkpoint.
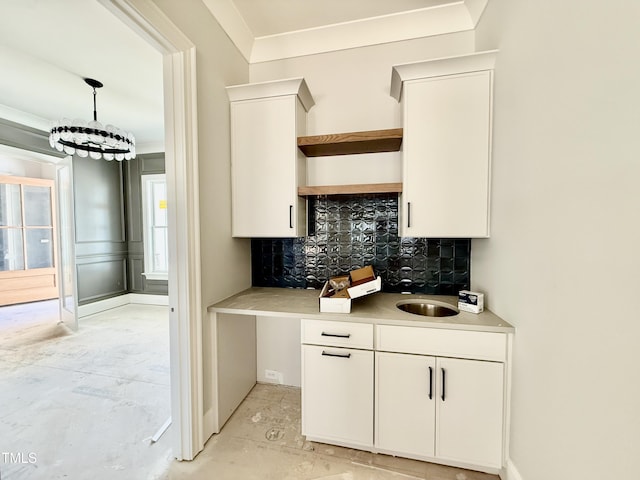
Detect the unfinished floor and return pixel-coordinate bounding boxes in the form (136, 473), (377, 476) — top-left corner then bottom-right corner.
(163, 384), (499, 480)
(0, 301), (173, 480)
(1, 301), (500, 480)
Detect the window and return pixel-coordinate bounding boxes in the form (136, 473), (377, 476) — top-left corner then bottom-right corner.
(0, 179), (55, 272)
(141, 174), (168, 280)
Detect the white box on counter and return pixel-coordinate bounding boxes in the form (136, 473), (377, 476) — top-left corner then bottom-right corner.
(319, 266), (382, 313)
(347, 275), (382, 299)
(319, 281), (352, 313)
(458, 290), (484, 313)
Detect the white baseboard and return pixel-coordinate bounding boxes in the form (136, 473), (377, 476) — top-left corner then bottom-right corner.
(503, 459), (524, 480)
(129, 293), (169, 306)
(78, 294), (169, 318)
(78, 295), (130, 318)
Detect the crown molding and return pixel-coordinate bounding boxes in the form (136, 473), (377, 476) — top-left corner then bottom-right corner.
(204, 0), (487, 64)
(464, 0), (490, 24)
(250, 2), (479, 63)
(0, 104), (51, 133)
(0, 116), (66, 159)
(226, 77), (315, 112)
(390, 49), (498, 101)
(201, 0), (254, 61)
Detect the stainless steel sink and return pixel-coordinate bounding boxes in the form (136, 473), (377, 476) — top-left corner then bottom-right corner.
(396, 300), (459, 317)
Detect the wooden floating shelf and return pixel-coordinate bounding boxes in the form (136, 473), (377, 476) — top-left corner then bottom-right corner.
(298, 182), (403, 196)
(298, 128), (403, 157)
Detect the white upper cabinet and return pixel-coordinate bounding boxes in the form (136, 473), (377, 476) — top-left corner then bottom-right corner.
(227, 78), (314, 237)
(391, 51), (497, 238)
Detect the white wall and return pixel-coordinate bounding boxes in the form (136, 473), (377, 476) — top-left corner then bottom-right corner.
(250, 32), (475, 186)
(473, 1), (640, 479)
(0, 155), (56, 179)
(151, 0), (251, 420)
(256, 316), (301, 387)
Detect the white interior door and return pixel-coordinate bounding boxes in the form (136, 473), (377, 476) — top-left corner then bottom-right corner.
(56, 156), (78, 331)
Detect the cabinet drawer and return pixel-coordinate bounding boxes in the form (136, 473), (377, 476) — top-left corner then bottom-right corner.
(302, 319), (373, 349)
(377, 325), (506, 362)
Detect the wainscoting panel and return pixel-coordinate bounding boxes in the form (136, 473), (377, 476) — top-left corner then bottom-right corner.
(124, 154), (168, 295)
(76, 257), (127, 304)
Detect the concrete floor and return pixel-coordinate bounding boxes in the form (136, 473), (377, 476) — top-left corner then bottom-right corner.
(163, 384), (499, 480)
(0, 301), (172, 480)
(1, 301), (500, 480)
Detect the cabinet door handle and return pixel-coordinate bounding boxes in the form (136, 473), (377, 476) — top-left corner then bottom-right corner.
(407, 202), (412, 228)
(289, 205), (293, 228)
(441, 368), (446, 402)
(428, 366), (433, 400)
(321, 332), (351, 339)
(322, 351), (351, 359)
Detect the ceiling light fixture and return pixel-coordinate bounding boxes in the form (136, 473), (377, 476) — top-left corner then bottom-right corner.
(49, 78), (135, 161)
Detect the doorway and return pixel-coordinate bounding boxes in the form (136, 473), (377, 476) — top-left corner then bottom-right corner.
(0, 175), (58, 306)
(0, 0), (202, 464)
(0, 152), (67, 341)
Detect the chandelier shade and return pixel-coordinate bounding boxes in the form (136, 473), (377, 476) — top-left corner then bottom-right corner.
(49, 78), (135, 161)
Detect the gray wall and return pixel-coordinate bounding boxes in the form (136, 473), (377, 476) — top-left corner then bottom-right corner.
(124, 153), (167, 295)
(73, 152), (168, 304)
(73, 157), (128, 304)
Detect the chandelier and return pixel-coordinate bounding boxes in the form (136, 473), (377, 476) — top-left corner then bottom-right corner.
(49, 78), (135, 161)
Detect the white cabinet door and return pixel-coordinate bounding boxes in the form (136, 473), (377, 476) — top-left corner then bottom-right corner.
(401, 70), (492, 238)
(436, 357), (504, 469)
(302, 344), (373, 448)
(375, 351), (436, 457)
(230, 95), (307, 237)
(375, 352), (504, 469)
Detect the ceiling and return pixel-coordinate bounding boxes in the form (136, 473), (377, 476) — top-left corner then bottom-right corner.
(0, 0), (164, 154)
(0, 0), (482, 157)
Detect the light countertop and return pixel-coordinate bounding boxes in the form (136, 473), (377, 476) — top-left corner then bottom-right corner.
(208, 287), (514, 334)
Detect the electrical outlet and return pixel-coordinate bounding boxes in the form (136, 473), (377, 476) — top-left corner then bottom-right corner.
(264, 369), (283, 384)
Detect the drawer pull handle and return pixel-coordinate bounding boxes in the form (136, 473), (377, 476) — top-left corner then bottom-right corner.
(321, 332), (351, 339)
(289, 205), (293, 228)
(407, 202), (412, 228)
(322, 351), (351, 359)
(428, 366), (433, 400)
(441, 368), (446, 402)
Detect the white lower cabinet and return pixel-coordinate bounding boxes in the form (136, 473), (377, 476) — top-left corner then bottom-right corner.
(300, 320), (508, 473)
(301, 344), (374, 448)
(301, 320), (374, 448)
(435, 357), (504, 468)
(376, 352), (504, 470)
(375, 351), (436, 457)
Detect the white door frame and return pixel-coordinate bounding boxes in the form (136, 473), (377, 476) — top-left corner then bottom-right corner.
(56, 155), (79, 331)
(99, 0), (203, 461)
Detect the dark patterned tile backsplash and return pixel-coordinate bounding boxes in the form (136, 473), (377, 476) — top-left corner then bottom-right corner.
(251, 194), (470, 295)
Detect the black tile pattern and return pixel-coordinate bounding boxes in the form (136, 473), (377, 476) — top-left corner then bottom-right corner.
(251, 194), (470, 295)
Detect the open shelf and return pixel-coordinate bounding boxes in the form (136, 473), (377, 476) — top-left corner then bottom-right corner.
(298, 128), (403, 157)
(298, 182), (402, 196)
